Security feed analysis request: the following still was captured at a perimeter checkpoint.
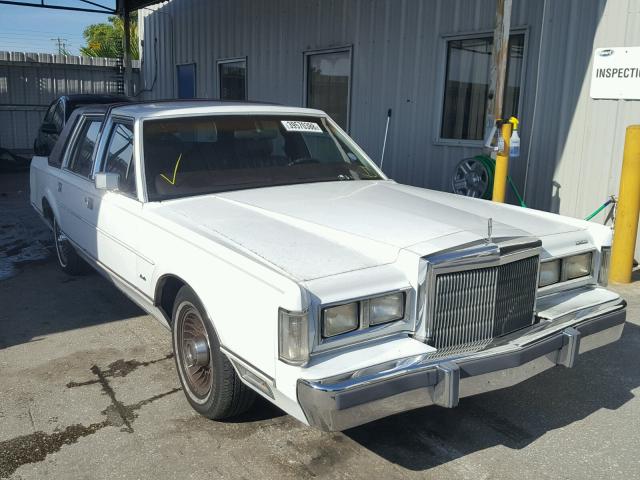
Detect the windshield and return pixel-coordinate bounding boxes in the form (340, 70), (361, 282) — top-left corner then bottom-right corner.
(142, 115), (383, 200)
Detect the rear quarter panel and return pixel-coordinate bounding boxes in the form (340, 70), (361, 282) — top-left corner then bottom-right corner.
(30, 155), (62, 226)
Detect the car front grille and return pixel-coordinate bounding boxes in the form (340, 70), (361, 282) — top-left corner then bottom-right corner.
(427, 254), (539, 356)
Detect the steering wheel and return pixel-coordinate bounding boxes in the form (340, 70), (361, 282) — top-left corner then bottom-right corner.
(288, 157), (321, 167)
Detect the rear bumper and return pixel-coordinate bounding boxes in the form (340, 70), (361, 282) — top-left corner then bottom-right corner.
(297, 294), (626, 431)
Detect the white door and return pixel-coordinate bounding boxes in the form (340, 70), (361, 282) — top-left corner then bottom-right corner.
(95, 121), (152, 292)
(58, 115), (103, 256)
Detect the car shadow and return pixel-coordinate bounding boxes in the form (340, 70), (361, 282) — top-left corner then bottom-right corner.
(227, 396), (288, 423)
(0, 257), (145, 349)
(0, 172), (145, 349)
(343, 321), (638, 471)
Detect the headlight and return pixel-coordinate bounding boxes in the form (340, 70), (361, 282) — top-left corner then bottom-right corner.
(278, 308), (309, 365)
(539, 259), (561, 287)
(369, 292), (405, 325)
(598, 247), (611, 286)
(321, 291), (407, 339)
(563, 252), (593, 280)
(323, 302), (359, 337)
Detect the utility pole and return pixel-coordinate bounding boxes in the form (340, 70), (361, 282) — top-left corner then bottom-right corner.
(51, 37), (69, 56)
(122, 9), (133, 96)
(484, 0), (512, 141)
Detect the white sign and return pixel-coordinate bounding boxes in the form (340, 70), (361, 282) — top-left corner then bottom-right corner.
(590, 46), (640, 100)
(281, 120), (323, 133)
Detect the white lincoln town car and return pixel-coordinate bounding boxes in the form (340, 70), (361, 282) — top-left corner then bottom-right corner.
(30, 101), (626, 431)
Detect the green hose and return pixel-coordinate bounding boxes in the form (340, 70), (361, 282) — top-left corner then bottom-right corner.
(471, 155), (613, 220)
(473, 155), (527, 208)
(584, 198), (615, 221)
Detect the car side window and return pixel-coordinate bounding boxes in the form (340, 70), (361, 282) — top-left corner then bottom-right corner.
(52, 101), (64, 133)
(43, 102), (56, 123)
(66, 117), (103, 178)
(103, 122), (136, 198)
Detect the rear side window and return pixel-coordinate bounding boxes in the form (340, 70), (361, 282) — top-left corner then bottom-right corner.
(52, 101), (64, 133)
(43, 101), (56, 123)
(66, 117), (102, 177)
(103, 122), (136, 198)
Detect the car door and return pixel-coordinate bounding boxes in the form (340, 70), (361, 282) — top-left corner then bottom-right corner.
(58, 114), (104, 256)
(94, 118), (151, 290)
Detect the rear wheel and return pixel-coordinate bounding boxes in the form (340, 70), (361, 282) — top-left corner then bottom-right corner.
(172, 286), (256, 419)
(53, 217), (87, 275)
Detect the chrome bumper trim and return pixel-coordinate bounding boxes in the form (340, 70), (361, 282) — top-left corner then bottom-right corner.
(297, 300), (626, 431)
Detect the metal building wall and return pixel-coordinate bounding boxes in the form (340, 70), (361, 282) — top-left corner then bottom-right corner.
(0, 52), (140, 153)
(527, 0), (640, 259)
(140, 0), (640, 257)
(139, 0), (545, 184)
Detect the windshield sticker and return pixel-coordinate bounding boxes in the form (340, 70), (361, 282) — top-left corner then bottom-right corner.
(281, 120), (323, 133)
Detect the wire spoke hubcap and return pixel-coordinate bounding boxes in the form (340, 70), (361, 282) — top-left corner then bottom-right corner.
(54, 220), (69, 267)
(178, 305), (213, 399)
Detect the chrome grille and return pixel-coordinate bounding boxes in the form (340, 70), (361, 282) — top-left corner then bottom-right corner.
(427, 254), (539, 356)
(494, 255), (539, 337)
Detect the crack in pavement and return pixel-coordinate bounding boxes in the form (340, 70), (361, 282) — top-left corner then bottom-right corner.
(0, 354), (181, 479)
(91, 364), (135, 433)
(66, 353), (174, 388)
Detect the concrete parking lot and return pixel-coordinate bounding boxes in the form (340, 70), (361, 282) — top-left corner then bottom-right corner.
(1, 172), (639, 480)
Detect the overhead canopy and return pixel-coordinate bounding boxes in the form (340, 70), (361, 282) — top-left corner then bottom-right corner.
(0, 0), (165, 15)
(117, 0), (165, 14)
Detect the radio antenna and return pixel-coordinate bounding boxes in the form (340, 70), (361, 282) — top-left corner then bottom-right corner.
(380, 108), (392, 169)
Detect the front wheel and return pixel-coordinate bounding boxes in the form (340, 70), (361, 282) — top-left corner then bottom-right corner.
(53, 217), (88, 275)
(172, 286), (256, 419)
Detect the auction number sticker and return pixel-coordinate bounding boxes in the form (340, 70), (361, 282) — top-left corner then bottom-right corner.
(281, 120), (323, 133)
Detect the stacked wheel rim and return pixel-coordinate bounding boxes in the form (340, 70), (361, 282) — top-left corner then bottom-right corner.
(451, 156), (494, 199)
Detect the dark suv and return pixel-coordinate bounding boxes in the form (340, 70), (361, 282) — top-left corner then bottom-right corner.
(33, 94), (130, 156)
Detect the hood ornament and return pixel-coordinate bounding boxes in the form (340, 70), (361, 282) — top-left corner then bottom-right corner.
(486, 218), (493, 244)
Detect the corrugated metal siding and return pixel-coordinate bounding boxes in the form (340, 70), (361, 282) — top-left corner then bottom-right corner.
(140, 0), (640, 258)
(525, 0), (640, 259)
(0, 52), (140, 152)
(139, 0), (544, 186)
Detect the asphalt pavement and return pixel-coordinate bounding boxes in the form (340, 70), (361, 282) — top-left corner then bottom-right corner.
(1, 172), (639, 480)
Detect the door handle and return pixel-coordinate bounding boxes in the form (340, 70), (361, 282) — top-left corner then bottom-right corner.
(57, 182), (62, 192)
(84, 196), (93, 210)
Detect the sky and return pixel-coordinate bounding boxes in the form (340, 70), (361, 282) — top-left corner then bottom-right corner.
(0, 1), (116, 55)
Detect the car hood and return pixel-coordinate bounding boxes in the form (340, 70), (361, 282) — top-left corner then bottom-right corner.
(153, 181), (585, 281)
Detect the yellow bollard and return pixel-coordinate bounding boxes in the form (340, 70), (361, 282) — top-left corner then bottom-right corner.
(492, 122), (512, 203)
(610, 125), (640, 283)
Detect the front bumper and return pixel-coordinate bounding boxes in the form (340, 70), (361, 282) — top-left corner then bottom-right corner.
(297, 290), (626, 431)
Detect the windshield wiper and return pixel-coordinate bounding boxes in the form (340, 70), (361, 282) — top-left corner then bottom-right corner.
(337, 174), (354, 181)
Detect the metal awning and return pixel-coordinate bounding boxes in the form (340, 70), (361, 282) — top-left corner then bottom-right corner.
(0, 0), (165, 14)
(116, 0), (163, 14)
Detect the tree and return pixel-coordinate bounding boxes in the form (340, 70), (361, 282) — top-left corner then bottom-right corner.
(80, 14), (139, 60)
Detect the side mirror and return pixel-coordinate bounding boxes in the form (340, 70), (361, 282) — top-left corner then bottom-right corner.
(94, 172), (119, 191)
(41, 122), (58, 134)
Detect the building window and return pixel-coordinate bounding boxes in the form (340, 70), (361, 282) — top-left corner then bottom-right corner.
(218, 58), (247, 100)
(441, 33), (525, 141)
(305, 47), (351, 131)
(177, 63), (196, 99)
